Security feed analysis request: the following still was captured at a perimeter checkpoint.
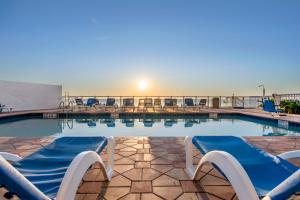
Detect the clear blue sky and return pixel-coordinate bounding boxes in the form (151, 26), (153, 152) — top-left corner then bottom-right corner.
(0, 0), (299, 96)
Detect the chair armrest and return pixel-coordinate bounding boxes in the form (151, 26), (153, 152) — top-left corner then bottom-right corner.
(263, 169), (300, 200)
(56, 150), (111, 200)
(0, 152), (22, 162)
(277, 150), (300, 160)
(0, 156), (49, 200)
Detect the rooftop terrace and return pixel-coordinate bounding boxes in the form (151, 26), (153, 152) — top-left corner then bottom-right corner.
(1, 94), (300, 200)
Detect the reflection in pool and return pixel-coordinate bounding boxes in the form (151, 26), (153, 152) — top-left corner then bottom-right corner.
(0, 115), (299, 137)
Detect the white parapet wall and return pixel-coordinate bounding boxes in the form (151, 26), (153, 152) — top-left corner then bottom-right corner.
(0, 80), (62, 111)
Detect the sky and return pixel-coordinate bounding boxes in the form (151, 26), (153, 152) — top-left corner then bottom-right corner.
(0, 0), (300, 96)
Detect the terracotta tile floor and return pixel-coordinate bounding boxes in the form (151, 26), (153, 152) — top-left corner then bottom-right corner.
(1, 136), (300, 200)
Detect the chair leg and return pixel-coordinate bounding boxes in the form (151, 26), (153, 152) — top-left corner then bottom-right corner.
(190, 150), (260, 200)
(184, 137), (195, 178)
(105, 137), (115, 179)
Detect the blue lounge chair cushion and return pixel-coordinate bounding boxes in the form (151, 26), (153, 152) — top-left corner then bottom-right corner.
(123, 99), (134, 106)
(192, 136), (300, 199)
(185, 98), (194, 106)
(164, 99), (173, 106)
(263, 100), (283, 113)
(86, 98), (99, 107)
(0, 137), (107, 200)
(106, 98), (115, 106)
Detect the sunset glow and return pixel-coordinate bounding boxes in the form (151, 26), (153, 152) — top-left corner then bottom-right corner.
(138, 80), (148, 91)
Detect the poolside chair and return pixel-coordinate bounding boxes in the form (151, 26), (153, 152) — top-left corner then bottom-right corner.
(104, 98), (117, 111)
(137, 99), (146, 112)
(263, 99), (283, 113)
(183, 98), (197, 111)
(0, 104), (12, 113)
(86, 98), (99, 107)
(0, 136), (115, 200)
(164, 98), (178, 112)
(199, 99), (207, 108)
(72, 98), (88, 111)
(138, 98), (154, 112)
(144, 98), (154, 112)
(185, 136), (300, 200)
(154, 99), (163, 112)
(121, 98), (135, 112)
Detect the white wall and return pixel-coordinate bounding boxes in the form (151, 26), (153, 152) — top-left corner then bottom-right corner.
(0, 80), (62, 111)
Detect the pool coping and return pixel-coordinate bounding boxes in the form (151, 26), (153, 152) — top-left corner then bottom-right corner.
(1, 108), (300, 127)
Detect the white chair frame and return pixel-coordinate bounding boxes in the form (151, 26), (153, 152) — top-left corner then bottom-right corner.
(184, 136), (300, 200)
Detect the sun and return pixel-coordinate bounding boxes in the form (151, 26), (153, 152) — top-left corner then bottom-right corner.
(138, 80), (148, 90)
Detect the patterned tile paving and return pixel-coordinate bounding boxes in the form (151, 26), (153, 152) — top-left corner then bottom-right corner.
(0, 136), (300, 200)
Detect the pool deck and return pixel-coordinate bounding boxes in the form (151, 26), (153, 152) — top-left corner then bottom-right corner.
(1, 108), (300, 125)
(1, 136), (300, 200)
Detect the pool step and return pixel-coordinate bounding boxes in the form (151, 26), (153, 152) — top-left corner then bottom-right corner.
(43, 113), (58, 119)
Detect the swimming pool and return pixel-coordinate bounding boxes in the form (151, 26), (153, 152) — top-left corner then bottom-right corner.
(0, 114), (299, 137)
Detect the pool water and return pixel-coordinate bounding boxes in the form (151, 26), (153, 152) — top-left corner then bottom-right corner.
(0, 114), (299, 137)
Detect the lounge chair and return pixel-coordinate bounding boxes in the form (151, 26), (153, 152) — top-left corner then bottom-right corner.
(185, 136), (300, 200)
(86, 98), (99, 107)
(154, 99), (163, 112)
(144, 98), (154, 112)
(138, 98), (154, 112)
(164, 98), (178, 112)
(183, 98), (197, 111)
(105, 98), (117, 111)
(72, 98), (88, 111)
(137, 99), (146, 112)
(263, 99), (284, 113)
(0, 104), (12, 113)
(121, 98), (135, 112)
(0, 136), (115, 200)
(199, 99), (207, 108)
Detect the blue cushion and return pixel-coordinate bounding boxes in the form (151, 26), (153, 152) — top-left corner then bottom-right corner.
(192, 136), (300, 199)
(185, 98), (194, 106)
(86, 98), (99, 107)
(106, 98), (115, 106)
(263, 100), (277, 112)
(0, 137), (107, 200)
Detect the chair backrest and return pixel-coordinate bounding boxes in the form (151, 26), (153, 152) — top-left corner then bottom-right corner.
(263, 100), (276, 112)
(123, 98), (134, 106)
(75, 98), (84, 106)
(164, 99), (173, 106)
(199, 99), (207, 105)
(138, 99), (145, 106)
(154, 99), (161, 106)
(0, 156), (49, 200)
(184, 98), (194, 106)
(192, 136), (300, 198)
(86, 98), (99, 107)
(106, 98), (115, 106)
(145, 98), (153, 106)
(172, 99), (177, 106)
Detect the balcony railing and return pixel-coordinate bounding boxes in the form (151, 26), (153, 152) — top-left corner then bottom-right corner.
(60, 95), (267, 109)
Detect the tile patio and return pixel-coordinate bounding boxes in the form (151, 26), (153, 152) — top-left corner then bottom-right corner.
(0, 136), (300, 200)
